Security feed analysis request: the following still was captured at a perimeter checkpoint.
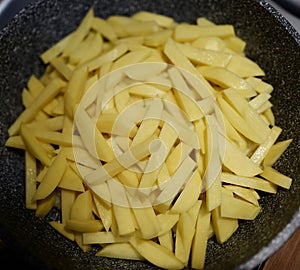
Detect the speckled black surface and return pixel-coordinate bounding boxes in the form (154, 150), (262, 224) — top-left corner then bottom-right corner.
(0, 0), (299, 269)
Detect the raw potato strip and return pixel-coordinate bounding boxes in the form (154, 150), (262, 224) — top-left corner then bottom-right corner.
(191, 202), (211, 269)
(96, 242), (144, 261)
(250, 126), (282, 165)
(174, 24), (235, 42)
(221, 172), (277, 193)
(64, 66), (88, 118)
(25, 151), (37, 209)
(62, 8), (94, 57)
(129, 237), (185, 270)
(34, 149), (68, 200)
(263, 139), (292, 167)
(20, 125), (52, 167)
(8, 78), (66, 136)
(132, 11), (174, 28)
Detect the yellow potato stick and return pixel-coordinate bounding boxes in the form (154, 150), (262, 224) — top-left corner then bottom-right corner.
(83, 231), (127, 245)
(111, 48), (151, 71)
(221, 172), (277, 193)
(96, 242), (144, 260)
(156, 212), (179, 236)
(175, 201), (201, 265)
(50, 57), (73, 80)
(260, 166), (292, 189)
(117, 169), (140, 188)
(212, 206), (238, 244)
(9, 78), (66, 136)
(93, 194), (112, 232)
(22, 88), (33, 108)
(196, 17), (215, 26)
(65, 219), (104, 233)
(69, 33), (103, 65)
(157, 163), (171, 185)
(35, 190), (58, 217)
(59, 166), (85, 192)
(174, 24), (235, 42)
(156, 156), (196, 205)
(223, 88), (271, 141)
(191, 202), (211, 269)
(198, 66), (253, 92)
(206, 172), (222, 212)
(165, 142), (193, 175)
(34, 150), (68, 200)
(92, 17), (117, 42)
(139, 149), (166, 189)
(132, 11), (174, 28)
(40, 31), (76, 63)
(144, 29), (173, 47)
(131, 206), (161, 239)
(129, 237), (185, 270)
(114, 89), (130, 113)
(223, 138), (263, 177)
(128, 84), (166, 98)
(158, 230), (174, 252)
(121, 21), (160, 37)
(75, 105), (114, 162)
(34, 130), (72, 147)
(217, 95), (263, 144)
(263, 139), (292, 167)
(220, 190), (261, 220)
(49, 221), (75, 241)
(81, 43), (128, 72)
(164, 38), (215, 95)
(224, 36), (246, 54)
(250, 126), (282, 165)
(178, 43), (232, 67)
(51, 99), (65, 116)
(62, 8), (94, 57)
(113, 36), (144, 50)
(168, 67), (203, 121)
(224, 185), (259, 206)
(171, 169), (202, 213)
(97, 113), (138, 137)
(27, 115), (64, 131)
(192, 36), (226, 51)
(20, 125), (52, 167)
(226, 55), (265, 77)
(64, 66), (88, 118)
(249, 93), (271, 111)
(131, 100), (163, 147)
(257, 100), (272, 114)
(25, 151), (37, 209)
(112, 204), (136, 236)
(61, 189), (76, 224)
(5, 135), (26, 150)
(85, 134), (157, 185)
(27, 75), (44, 97)
(71, 190), (93, 221)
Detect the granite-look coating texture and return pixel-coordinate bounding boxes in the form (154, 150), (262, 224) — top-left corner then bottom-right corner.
(0, 0), (299, 269)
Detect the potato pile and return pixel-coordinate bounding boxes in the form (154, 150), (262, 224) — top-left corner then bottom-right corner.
(5, 8), (293, 270)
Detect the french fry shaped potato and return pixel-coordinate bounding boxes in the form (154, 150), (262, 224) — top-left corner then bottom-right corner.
(129, 237), (185, 270)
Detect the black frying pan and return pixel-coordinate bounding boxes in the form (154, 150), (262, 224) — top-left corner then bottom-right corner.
(0, 0), (299, 269)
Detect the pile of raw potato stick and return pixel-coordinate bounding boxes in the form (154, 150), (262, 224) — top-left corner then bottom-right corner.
(5, 8), (293, 270)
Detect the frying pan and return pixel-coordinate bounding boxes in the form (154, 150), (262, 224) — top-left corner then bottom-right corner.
(0, 0), (299, 269)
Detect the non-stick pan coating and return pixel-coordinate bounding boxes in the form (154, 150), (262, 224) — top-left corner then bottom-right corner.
(0, 0), (299, 269)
